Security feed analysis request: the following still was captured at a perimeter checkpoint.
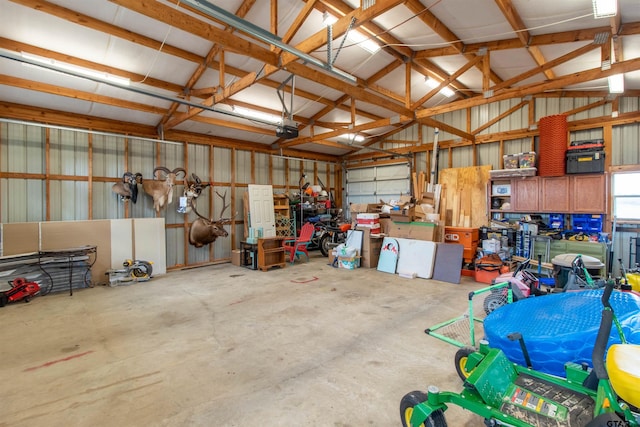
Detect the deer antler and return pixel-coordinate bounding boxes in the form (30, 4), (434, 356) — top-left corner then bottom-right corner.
(215, 190), (229, 219)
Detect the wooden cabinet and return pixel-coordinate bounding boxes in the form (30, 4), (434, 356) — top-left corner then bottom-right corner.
(489, 173), (607, 215)
(539, 176), (570, 212)
(571, 174), (607, 213)
(257, 237), (286, 271)
(512, 178), (539, 212)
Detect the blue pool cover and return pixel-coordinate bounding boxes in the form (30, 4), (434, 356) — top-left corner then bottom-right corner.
(483, 290), (640, 377)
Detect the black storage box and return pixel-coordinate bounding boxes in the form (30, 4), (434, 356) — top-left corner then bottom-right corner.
(566, 150), (605, 174)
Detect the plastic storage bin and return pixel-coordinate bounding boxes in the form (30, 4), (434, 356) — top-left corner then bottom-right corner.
(503, 154), (519, 169)
(571, 214), (603, 233)
(519, 152), (536, 168)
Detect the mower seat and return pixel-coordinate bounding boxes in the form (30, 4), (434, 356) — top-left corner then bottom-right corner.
(606, 343), (640, 408)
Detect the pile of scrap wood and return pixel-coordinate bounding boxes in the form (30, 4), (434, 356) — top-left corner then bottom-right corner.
(412, 171), (442, 221)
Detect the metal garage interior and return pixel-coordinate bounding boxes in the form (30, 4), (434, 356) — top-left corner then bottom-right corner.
(1, 0), (640, 425)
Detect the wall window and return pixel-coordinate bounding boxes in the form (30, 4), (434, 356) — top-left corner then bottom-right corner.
(613, 172), (640, 221)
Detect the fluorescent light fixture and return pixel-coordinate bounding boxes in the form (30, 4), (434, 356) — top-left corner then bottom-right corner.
(347, 30), (380, 53)
(425, 77), (455, 97)
(323, 12), (338, 26)
(343, 133), (365, 143)
(425, 77), (439, 88)
(21, 52), (130, 86)
(592, 0), (617, 18)
(608, 73), (624, 93)
(440, 86), (455, 97)
(232, 106), (282, 124)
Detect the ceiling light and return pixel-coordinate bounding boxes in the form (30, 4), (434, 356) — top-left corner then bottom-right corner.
(440, 86), (455, 98)
(347, 30), (380, 53)
(232, 106), (282, 124)
(425, 77), (439, 89)
(608, 74), (624, 93)
(21, 52), (130, 86)
(592, 0), (617, 18)
(323, 12), (338, 26)
(425, 76), (455, 97)
(343, 133), (365, 143)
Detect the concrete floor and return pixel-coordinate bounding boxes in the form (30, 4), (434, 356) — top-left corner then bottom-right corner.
(0, 251), (487, 426)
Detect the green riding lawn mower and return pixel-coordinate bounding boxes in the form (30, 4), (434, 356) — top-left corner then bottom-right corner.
(401, 281), (640, 427)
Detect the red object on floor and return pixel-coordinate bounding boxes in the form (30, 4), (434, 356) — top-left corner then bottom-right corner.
(0, 277), (41, 306)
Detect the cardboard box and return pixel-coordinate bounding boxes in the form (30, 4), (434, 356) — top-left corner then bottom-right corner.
(338, 256), (359, 269)
(231, 249), (241, 266)
(356, 227), (384, 268)
(388, 221), (436, 241)
(389, 206), (415, 222)
(350, 203), (379, 214)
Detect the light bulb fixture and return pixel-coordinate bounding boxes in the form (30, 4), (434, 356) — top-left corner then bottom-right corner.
(425, 77), (455, 97)
(440, 86), (455, 98)
(342, 133), (365, 143)
(21, 52), (130, 86)
(608, 73), (624, 93)
(232, 106), (282, 124)
(425, 76), (439, 88)
(592, 0), (617, 18)
(347, 30), (380, 53)
(323, 12), (338, 26)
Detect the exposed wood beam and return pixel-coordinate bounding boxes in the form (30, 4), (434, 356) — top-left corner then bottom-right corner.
(316, 0), (476, 97)
(562, 99), (610, 118)
(415, 25), (626, 57)
(0, 37), (182, 94)
(472, 101), (528, 135)
(0, 74), (168, 115)
(160, 0), (256, 126)
(405, 0), (503, 84)
(278, 116), (413, 148)
(417, 56), (640, 117)
(417, 117), (475, 142)
(411, 56), (482, 109)
(492, 43), (599, 92)
(494, 0), (554, 79)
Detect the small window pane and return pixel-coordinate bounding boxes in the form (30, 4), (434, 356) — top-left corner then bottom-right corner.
(613, 173), (640, 196)
(614, 197), (640, 220)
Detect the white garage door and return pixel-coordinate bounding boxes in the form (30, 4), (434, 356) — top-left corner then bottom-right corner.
(346, 162), (411, 217)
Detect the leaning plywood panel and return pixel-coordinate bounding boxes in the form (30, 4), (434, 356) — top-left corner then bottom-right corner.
(133, 218), (166, 275)
(40, 220), (111, 283)
(110, 219), (133, 269)
(439, 165), (491, 228)
(1, 222), (39, 255)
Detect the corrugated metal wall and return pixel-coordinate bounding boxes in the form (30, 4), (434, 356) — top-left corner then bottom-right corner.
(0, 121), (340, 271)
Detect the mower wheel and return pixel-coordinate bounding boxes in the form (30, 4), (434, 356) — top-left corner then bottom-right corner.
(400, 391), (447, 427)
(454, 347), (476, 381)
(483, 292), (506, 315)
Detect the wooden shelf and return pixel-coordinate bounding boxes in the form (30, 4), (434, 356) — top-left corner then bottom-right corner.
(257, 237), (286, 271)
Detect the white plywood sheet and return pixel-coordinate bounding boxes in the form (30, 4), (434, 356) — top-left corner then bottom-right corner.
(133, 218), (166, 276)
(395, 238), (437, 279)
(110, 219), (133, 269)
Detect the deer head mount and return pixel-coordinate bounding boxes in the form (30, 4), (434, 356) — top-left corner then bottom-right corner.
(188, 190), (235, 248)
(141, 166), (186, 212)
(183, 173), (210, 214)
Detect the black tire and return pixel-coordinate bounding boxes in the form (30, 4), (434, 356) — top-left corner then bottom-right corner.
(454, 347), (476, 381)
(319, 233), (331, 257)
(483, 292), (505, 315)
(400, 391), (447, 427)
